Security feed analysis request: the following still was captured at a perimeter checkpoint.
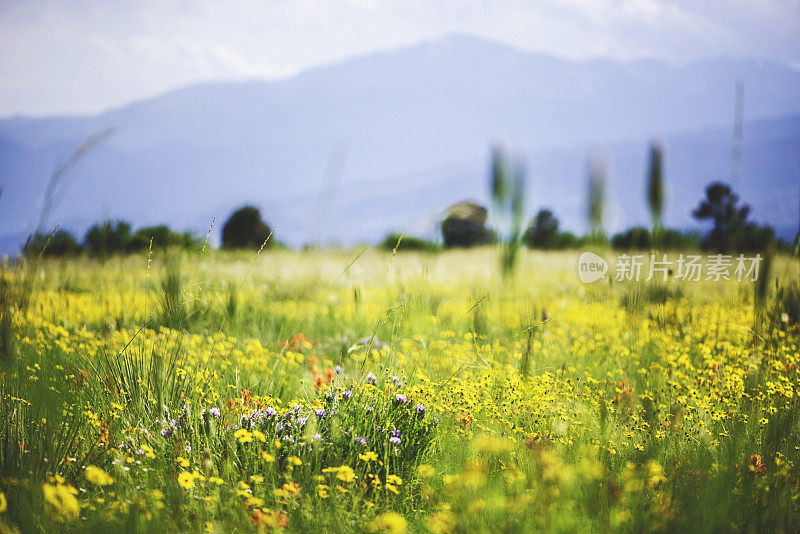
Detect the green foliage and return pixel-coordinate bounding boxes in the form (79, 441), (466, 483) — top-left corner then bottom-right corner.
(221, 205), (272, 249)
(611, 227), (699, 250)
(522, 210), (586, 250)
(646, 141), (664, 234)
(612, 227), (651, 250)
(441, 202), (492, 248)
(84, 220), (132, 257)
(587, 156), (607, 245)
(550, 231), (583, 249)
(157, 257), (201, 331)
(693, 182), (776, 253)
(620, 282), (683, 312)
(523, 209), (559, 249)
(0, 274), (14, 363)
(129, 225), (199, 252)
(490, 145), (526, 277)
(2, 249), (799, 533)
(22, 230), (80, 257)
(0, 357), (86, 481)
(379, 234), (440, 252)
(774, 280), (800, 327)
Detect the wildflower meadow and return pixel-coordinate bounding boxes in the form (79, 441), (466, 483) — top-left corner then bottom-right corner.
(0, 246), (799, 533)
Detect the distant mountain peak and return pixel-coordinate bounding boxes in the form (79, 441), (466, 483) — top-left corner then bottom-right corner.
(0, 39), (798, 254)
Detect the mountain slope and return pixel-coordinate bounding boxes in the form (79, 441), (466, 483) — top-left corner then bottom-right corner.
(1, 35), (798, 253)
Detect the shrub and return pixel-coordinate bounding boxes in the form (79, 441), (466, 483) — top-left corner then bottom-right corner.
(522, 211), (584, 250)
(84, 221), (132, 257)
(441, 202), (492, 248)
(612, 227), (651, 250)
(660, 228), (700, 249)
(551, 231), (583, 249)
(380, 234), (440, 252)
(22, 230), (80, 257)
(611, 227), (699, 250)
(128, 225), (198, 252)
(221, 206), (272, 249)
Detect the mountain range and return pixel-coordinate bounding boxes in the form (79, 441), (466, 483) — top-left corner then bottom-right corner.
(1, 34), (798, 254)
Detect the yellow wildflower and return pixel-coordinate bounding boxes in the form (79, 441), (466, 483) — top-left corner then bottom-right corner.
(417, 464), (435, 478)
(234, 429), (253, 444)
(177, 471), (196, 490)
(85, 465), (114, 486)
(359, 451), (378, 462)
(367, 511), (407, 534)
(42, 482), (80, 522)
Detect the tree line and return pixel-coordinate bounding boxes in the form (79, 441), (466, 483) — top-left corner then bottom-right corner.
(405, 181), (782, 253)
(23, 206), (274, 258)
(384, 139), (792, 254)
(26, 181), (788, 257)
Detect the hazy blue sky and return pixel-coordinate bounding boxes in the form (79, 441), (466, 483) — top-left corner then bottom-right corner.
(1, 0), (798, 117)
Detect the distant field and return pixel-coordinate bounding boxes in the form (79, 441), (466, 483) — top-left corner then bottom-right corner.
(1, 248), (799, 533)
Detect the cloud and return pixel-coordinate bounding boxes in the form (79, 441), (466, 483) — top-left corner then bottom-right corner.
(0, 0), (798, 116)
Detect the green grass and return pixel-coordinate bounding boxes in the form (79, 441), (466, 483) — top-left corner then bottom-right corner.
(0, 247), (798, 533)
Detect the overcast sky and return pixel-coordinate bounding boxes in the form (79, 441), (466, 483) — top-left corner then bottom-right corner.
(1, 0), (798, 117)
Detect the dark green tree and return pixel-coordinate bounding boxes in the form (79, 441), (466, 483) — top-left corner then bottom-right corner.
(221, 206), (272, 249)
(612, 227), (699, 250)
(647, 141), (664, 247)
(84, 221), (132, 257)
(692, 182), (774, 252)
(611, 227), (651, 250)
(523, 209), (560, 249)
(22, 230), (80, 257)
(380, 233), (439, 252)
(128, 225), (197, 251)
